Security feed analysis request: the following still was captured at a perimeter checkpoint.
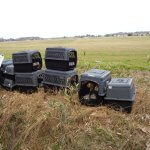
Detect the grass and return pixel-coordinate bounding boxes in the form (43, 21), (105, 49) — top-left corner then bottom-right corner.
(0, 36), (150, 72)
(0, 36), (150, 150)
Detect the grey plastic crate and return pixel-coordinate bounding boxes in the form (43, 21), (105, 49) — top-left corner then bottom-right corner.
(79, 69), (111, 96)
(0, 64), (15, 86)
(42, 69), (78, 88)
(12, 50), (42, 73)
(45, 47), (77, 71)
(3, 65), (15, 82)
(4, 65), (14, 75)
(104, 78), (136, 113)
(3, 78), (15, 89)
(105, 78), (136, 101)
(0, 60), (13, 72)
(15, 70), (43, 87)
(45, 47), (77, 61)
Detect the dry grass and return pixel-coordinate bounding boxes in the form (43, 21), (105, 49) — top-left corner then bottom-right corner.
(0, 37), (150, 149)
(0, 70), (150, 150)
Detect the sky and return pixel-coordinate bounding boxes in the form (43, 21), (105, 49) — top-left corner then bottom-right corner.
(0, 0), (150, 38)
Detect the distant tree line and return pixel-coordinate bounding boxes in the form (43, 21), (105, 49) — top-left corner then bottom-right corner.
(104, 31), (150, 37)
(0, 31), (150, 42)
(74, 31), (150, 38)
(0, 37), (43, 42)
(74, 34), (102, 38)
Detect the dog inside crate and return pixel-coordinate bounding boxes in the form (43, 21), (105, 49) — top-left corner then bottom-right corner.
(79, 81), (101, 105)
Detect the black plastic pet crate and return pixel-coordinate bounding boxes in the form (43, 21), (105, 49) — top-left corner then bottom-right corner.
(12, 50), (42, 73)
(104, 78), (136, 113)
(78, 69), (111, 105)
(42, 69), (78, 88)
(1, 64), (15, 88)
(0, 60), (14, 85)
(3, 64), (15, 80)
(45, 47), (77, 71)
(3, 78), (15, 89)
(0, 60), (13, 72)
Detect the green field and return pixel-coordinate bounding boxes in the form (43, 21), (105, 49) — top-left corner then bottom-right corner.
(0, 37), (150, 150)
(0, 36), (150, 72)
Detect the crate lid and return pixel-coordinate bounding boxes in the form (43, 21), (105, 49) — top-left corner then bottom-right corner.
(46, 47), (75, 52)
(108, 78), (133, 87)
(13, 50), (39, 55)
(81, 69), (111, 80)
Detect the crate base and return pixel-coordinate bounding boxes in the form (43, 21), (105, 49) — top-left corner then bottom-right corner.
(15, 70), (43, 87)
(42, 69), (78, 88)
(103, 100), (134, 113)
(2, 78), (15, 89)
